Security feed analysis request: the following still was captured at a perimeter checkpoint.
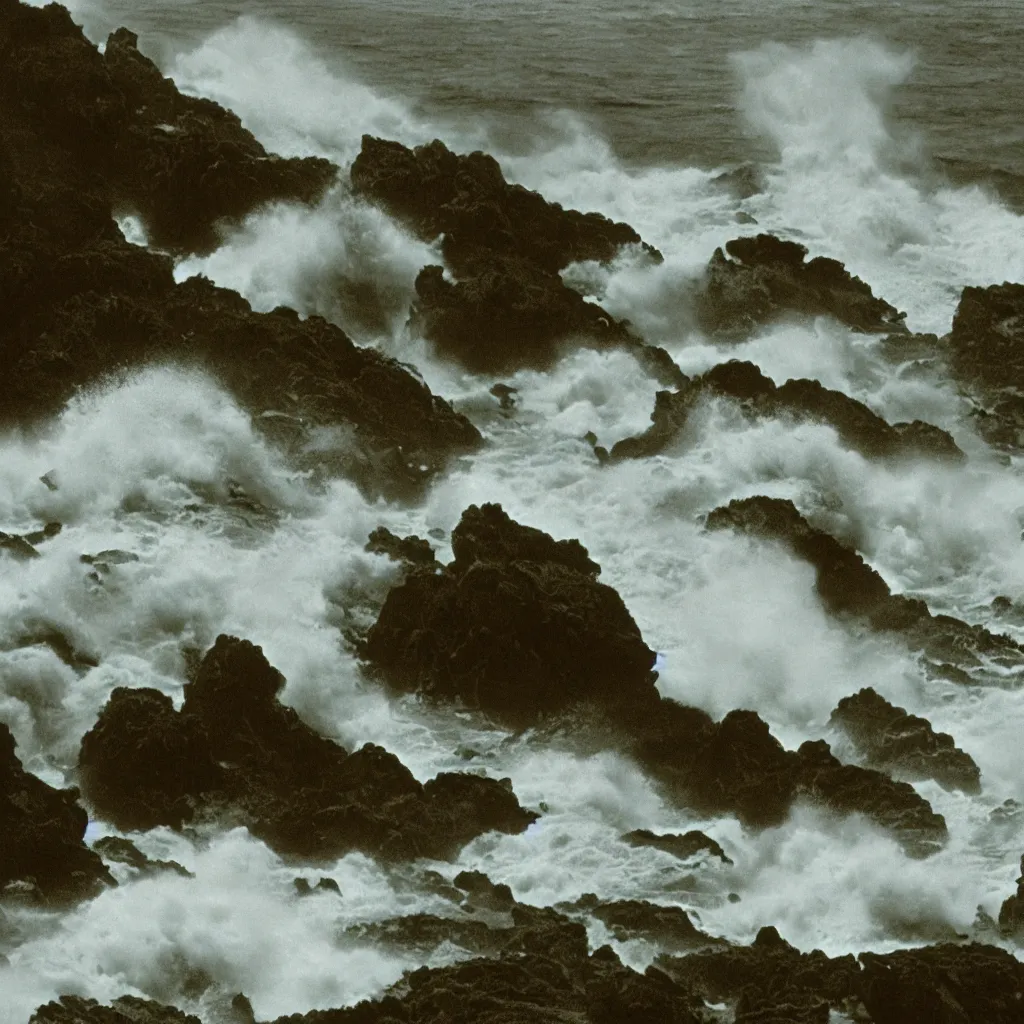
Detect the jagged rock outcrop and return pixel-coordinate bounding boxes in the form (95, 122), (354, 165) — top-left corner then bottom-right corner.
(0, 3), (335, 252)
(661, 930), (1024, 1024)
(625, 705), (947, 856)
(78, 635), (537, 862)
(622, 828), (732, 863)
(948, 282), (1024, 450)
(272, 942), (709, 1024)
(659, 925), (863, 1024)
(362, 502), (659, 727)
(576, 896), (727, 953)
(695, 234), (908, 338)
(30, 996), (202, 1024)
(998, 854), (1024, 938)
(0, 2), (480, 499)
(858, 943), (1024, 1024)
(830, 687), (981, 793)
(706, 496), (1024, 671)
(351, 134), (682, 381)
(0, 723), (113, 904)
(610, 360), (962, 463)
(92, 836), (192, 878)
(364, 526), (438, 569)
(365, 505), (946, 854)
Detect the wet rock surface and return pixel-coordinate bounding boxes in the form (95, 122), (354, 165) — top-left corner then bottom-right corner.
(948, 282), (1024, 450)
(0, 3), (480, 499)
(998, 853), (1024, 938)
(706, 495), (1024, 670)
(1, 723), (113, 905)
(0, 3), (335, 253)
(79, 635), (537, 861)
(830, 687), (981, 793)
(622, 828), (733, 864)
(695, 234), (908, 338)
(610, 360), (963, 463)
(351, 134), (680, 381)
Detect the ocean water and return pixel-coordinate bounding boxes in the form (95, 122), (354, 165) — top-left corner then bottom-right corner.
(4, 0), (1024, 1020)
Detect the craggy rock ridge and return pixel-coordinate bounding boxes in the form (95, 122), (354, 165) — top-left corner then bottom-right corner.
(610, 359), (963, 462)
(0, 723), (113, 904)
(0, 1), (480, 499)
(830, 687), (981, 794)
(706, 495), (1024, 671)
(0, 1), (335, 252)
(30, 996), (202, 1024)
(948, 282), (1024, 450)
(622, 827), (733, 863)
(351, 135), (682, 382)
(41, 935), (1024, 1024)
(695, 234), (909, 338)
(78, 635), (537, 862)
(364, 504), (947, 854)
(659, 929), (1024, 1024)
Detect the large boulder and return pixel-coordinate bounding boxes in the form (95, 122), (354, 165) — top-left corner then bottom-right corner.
(610, 360), (962, 463)
(78, 636), (537, 862)
(0, 723), (113, 904)
(695, 234), (908, 338)
(706, 496), (1024, 671)
(830, 687), (981, 794)
(363, 503), (659, 727)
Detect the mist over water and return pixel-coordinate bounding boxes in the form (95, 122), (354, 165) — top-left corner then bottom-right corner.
(6, 0), (1024, 1020)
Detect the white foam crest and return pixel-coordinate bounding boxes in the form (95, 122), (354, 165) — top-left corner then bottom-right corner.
(1, 830), (412, 1021)
(175, 188), (437, 342)
(169, 18), (432, 163)
(0, 367), (306, 526)
(734, 38), (1024, 334)
(706, 806), (1003, 954)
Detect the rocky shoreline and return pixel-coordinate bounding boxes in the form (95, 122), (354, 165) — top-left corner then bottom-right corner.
(4, 1), (1024, 1021)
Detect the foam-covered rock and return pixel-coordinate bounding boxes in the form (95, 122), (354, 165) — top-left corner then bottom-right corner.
(706, 495), (1024, 670)
(696, 234), (908, 338)
(610, 360), (962, 463)
(79, 636), (536, 861)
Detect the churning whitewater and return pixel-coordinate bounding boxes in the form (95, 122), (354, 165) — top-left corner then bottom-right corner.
(4, 0), (1024, 1022)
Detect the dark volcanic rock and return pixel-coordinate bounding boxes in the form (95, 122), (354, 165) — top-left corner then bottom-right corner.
(351, 135), (657, 277)
(0, 4), (336, 252)
(363, 502), (658, 727)
(624, 704), (946, 855)
(696, 233), (908, 338)
(351, 134), (681, 381)
(0, 3), (479, 500)
(622, 828), (732, 864)
(706, 495), (1024, 670)
(272, 944), (708, 1024)
(998, 854), (1024, 938)
(949, 282), (1024, 450)
(78, 635), (536, 861)
(92, 836), (192, 878)
(1, 723), (113, 904)
(830, 687), (981, 793)
(858, 943), (1024, 1024)
(610, 360), (962, 463)
(585, 898), (726, 953)
(365, 526), (438, 569)
(30, 995), (202, 1024)
(659, 925), (862, 1024)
